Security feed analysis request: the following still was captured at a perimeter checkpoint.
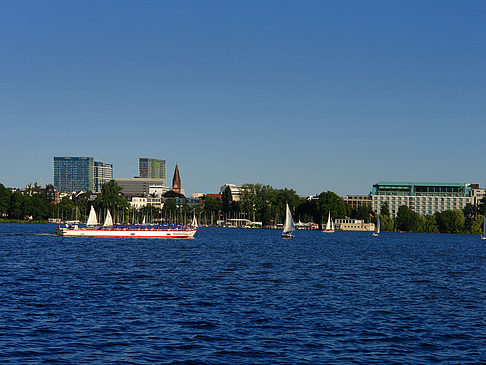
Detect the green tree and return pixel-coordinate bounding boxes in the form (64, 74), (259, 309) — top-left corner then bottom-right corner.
(8, 191), (26, 219)
(380, 202), (390, 217)
(379, 214), (394, 232)
(221, 186), (233, 214)
(316, 191), (347, 224)
(424, 215), (439, 233)
(0, 184), (11, 217)
(469, 215), (484, 234)
(435, 210), (465, 234)
(395, 205), (421, 232)
(356, 205), (374, 221)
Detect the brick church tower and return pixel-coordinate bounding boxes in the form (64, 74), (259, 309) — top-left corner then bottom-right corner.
(172, 164), (181, 194)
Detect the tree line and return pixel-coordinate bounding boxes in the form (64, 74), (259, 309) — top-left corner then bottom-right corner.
(0, 181), (485, 233)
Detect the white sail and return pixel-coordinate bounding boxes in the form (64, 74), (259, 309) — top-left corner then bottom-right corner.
(325, 212), (332, 230)
(331, 218), (335, 231)
(103, 209), (113, 227)
(191, 213), (198, 228)
(142, 216), (146, 225)
(376, 216), (381, 234)
(86, 206), (98, 226)
(283, 203), (295, 233)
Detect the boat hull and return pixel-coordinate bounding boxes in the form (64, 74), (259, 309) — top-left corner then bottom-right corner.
(58, 227), (197, 238)
(322, 230), (334, 233)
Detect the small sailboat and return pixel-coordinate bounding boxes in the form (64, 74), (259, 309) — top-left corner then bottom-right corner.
(191, 213), (198, 228)
(322, 212), (335, 233)
(103, 209), (114, 228)
(282, 203), (296, 238)
(86, 206), (98, 226)
(481, 217), (486, 240)
(373, 216), (380, 236)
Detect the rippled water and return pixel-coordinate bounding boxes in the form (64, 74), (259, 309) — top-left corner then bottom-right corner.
(1, 223), (486, 363)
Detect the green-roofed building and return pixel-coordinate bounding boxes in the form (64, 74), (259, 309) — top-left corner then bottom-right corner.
(371, 182), (472, 217)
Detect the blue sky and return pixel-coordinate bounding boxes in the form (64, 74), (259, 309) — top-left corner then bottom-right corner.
(1, 1), (485, 196)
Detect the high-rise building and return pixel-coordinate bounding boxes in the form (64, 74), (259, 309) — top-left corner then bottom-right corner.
(371, 181), (472, 217)
(94, 161), (113, 193)
(139, 158), (166, 183)
(54, 157), (95, 193)
(54, 157), (112, 193)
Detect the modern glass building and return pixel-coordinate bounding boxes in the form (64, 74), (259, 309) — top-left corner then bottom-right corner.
(54, 157), (95, 193)
(94, 161), (113, 193)
(139, 158), (166, 183)
(371, 182), (472, 217)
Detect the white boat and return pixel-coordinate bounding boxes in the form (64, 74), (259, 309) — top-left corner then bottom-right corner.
(282, 203), (295, 238)
(57, 225), (197, 238)
(373, 216), (380, 236)
(481, 217), (486, 240)
(322, 212), (335, 233)
(57, 205), (197, 238)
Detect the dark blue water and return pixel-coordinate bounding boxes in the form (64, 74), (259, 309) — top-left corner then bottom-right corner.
(1, 223), (485, 363)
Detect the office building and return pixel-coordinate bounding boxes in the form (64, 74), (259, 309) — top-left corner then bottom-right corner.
(54, 157), (95, 193)
(54, 157), (113, 193)
(471, 184), (486, 206)
(115, 178), (165, 197)
(344, 195), (372, 210)
(139, 158), (166, 183)
(220, 184), (242, 201)
(371, 181), (472, 218)
(94, 161), (113, 193)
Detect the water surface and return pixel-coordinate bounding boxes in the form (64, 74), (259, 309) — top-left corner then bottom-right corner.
(1, 223), (485, 363)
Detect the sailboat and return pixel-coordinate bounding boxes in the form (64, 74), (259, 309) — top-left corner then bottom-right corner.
(191, 213), (198, 228)
(103, 209), (113, 228)
(86, 206), (98, 226)
(282, 203), (296, 238)
(373, 216), (380, 236)
(322, 212), (334, 233)
(481, 217), (486, 240)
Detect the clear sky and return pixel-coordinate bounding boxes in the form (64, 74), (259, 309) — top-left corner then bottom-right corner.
(1, 1), (485, 196)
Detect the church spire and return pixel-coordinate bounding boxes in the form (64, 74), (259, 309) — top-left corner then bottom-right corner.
(172, 164), (181, 194)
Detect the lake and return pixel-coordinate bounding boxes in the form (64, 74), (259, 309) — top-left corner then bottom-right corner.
(1, 223), (485, 363)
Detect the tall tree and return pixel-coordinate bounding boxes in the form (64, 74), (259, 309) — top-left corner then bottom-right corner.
(316, 191), (347, 224)
(0, 184), (11, 217)
(380, 202), (390, 217)
(221, 186), (233, 215)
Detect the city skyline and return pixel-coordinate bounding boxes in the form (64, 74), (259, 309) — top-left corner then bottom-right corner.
(1, 1), (485, 196)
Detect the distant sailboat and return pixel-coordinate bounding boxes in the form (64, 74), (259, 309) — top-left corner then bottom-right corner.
(282, 203), (295, 238)
(142, 216), (146, 226)
(191, 213), (198, 228)
(86, 206), (98, 226)
(103, 209), (113, 228)
(322, 212), (335, 233)
(373, 216), (380, 236)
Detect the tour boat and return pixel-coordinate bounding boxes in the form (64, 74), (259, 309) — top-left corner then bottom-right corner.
(481, 217), (486, 240)
(57, 206), (197, 238)
(373, 216), (380, 237)
(322, 212), (335, 233)
(282, 203), (296, 238)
